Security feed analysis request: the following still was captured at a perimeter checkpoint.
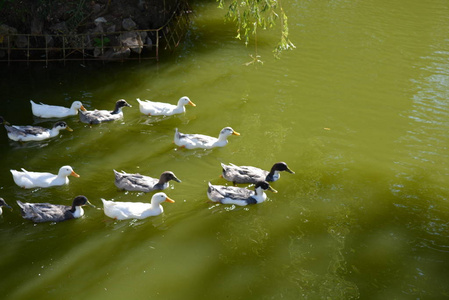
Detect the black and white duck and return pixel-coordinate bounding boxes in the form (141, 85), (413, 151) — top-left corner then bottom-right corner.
(113, 170), (182, 193)
(220, 162), (295, 185)
(17, 195), (95, 223)
(79, 99), (131, 124)
(207, 181), (277, 206)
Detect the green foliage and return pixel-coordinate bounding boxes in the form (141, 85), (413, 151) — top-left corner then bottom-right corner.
(93, 37), (110, 47)
(217, 0), (295, 61)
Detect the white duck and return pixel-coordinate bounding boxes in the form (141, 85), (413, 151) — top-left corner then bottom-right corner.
(101, 192), (175, 220)
(17, 195), (95, 223)
(221, 162), (295, 185)
(30, 100), (86, 118)
(207, 181), (277, 206)
(11, 165), (80, 189)
(0, 198), (12, 215)
(79, 99), (132, 124)
(114, 170), (181, 193)
(0, 117), (72, 142)
(174, 127), (240, 149)
(137, 96), (196, 116)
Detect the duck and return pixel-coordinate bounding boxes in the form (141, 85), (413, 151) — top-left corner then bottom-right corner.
(30, 100), (87, 118)
(17, 195), (95, 223)
(101, 192), (175, 220)
(174, 127), (240, 149)
(207, 181), (278, 206)
(0, 117), (72, 142)
(137, 96), (196, 116)
(79, 99), (132, 124)
(221, 162), (295, 185)
(0, 198), (12, 215)
(114, 170), (182, 193)
(11, 165), (80, 189)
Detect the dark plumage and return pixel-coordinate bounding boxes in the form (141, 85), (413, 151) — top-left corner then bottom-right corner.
(114, 170), (181, 192)
(79, 99), (131, 125)
(1, 118), (72, 142)
(0, 198), (12, 215)
(221, 162), (295, 185)
(207, 181), (277, 206)
(17, 195), (95, 223)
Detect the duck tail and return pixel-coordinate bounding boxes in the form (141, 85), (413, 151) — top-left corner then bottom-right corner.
(0, 116), (10, 125)
(113, 169), (122, 180)
(16, 200), (26, 215)
(207, 182), (214, 193)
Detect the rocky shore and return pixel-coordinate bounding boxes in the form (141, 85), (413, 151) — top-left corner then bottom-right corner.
(0, 0), (186, 61)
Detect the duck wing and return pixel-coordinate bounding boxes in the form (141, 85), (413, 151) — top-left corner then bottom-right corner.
(114, 170), (157, 192)
(31, 101), (71, 118)
(222, 164), (266, 184)
(208, 183), (254, 202)
(17, 201), (70, 223)
(6, 125), (48, 136)
(80, 109), (119, 124)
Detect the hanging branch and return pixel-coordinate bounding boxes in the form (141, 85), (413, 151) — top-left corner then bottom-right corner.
(217, 0), (295, 62)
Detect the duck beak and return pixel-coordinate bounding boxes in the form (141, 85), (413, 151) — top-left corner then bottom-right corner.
(189, 101), (196, 107)
(165, 196), (175, 203)
(71, 171), (80, 178)
(86, 200), (96, 208)
(232, 131), (240, 136)
(80, 105), (87, 111)
(174, 177), (182, 183)
(66, 126), (73, 132)
(5, 204), (12, 211)
(286, 167), (295, 174)
(268, 186), (278, 193)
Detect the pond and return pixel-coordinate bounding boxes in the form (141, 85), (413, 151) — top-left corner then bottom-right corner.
(1, 0), (449, 299)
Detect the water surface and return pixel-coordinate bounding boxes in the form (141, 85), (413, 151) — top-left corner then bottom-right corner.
(1, 0), (449, 299)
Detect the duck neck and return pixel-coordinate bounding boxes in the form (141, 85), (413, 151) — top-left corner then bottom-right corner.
(111, 107), (123, 114)
(254, 187), (264, 197)
(154, 180), (168, 190)
(266, 170), (280, 181)
(217, 135), (229, 143)
(50, 127), (62, 137)
(69, 206), (84, 218)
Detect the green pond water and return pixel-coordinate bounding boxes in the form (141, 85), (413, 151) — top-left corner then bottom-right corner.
(1, 0), (449, 299)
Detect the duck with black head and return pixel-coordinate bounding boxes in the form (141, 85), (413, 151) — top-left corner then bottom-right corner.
(79, 99), (132, 125)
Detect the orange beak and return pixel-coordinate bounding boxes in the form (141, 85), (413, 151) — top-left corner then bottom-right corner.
(189, 101), (196, 107)
(71, 171), (80, 178)
(80, 105), (87, 111)
(165, 196), (175, 203)
(232, 131), (240, 136)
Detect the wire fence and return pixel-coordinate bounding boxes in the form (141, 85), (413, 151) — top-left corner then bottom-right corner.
(0, 1), (191, 65)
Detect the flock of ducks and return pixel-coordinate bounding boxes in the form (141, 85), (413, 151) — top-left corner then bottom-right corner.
(0, 97), (294, 223)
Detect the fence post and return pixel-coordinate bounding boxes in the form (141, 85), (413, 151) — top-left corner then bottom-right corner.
(156, 30), (159, 61)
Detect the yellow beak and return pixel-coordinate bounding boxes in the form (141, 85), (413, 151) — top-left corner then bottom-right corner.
(165, 196), (175, 203)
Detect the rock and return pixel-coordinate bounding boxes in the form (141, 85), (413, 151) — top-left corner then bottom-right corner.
(102, 46), (131, 60)
(50, 22), (68, 34)
(45, 34), (54, 47)
(94, 17), (107, 26)
(0, 24), (18, 36)
(31, 17), (44, 35)
(15, 35), (28, 48)
(119, 31), (143, 53)
(122, 18), (137, 31)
